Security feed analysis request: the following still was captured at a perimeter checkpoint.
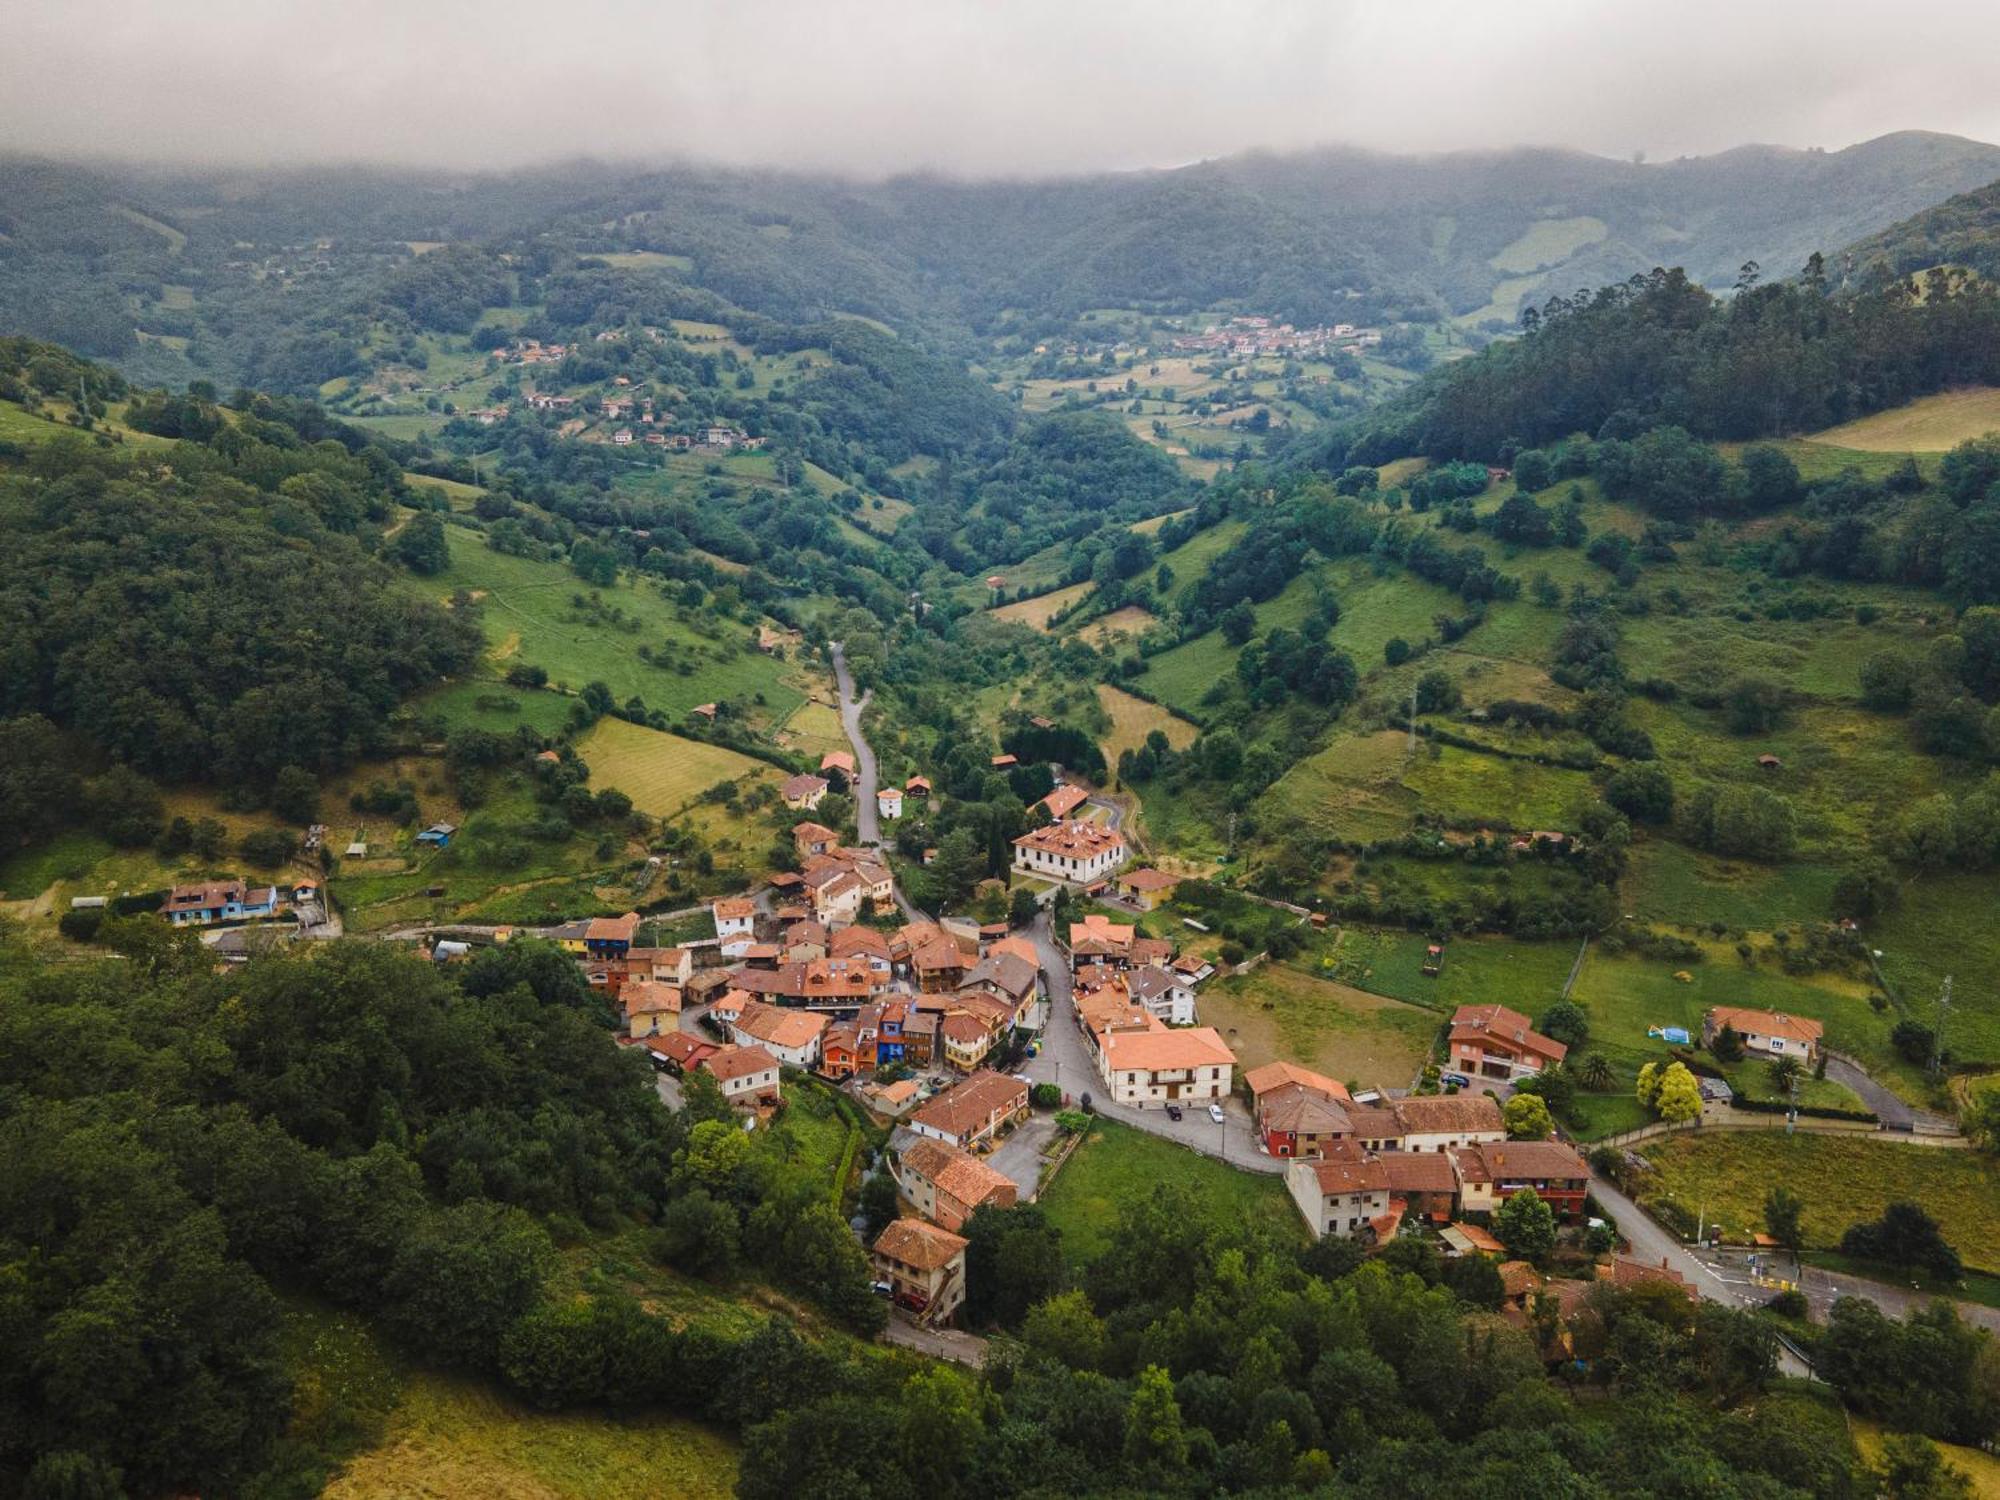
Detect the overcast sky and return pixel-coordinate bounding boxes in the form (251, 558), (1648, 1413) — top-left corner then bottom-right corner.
(6, 0), (1998, 176)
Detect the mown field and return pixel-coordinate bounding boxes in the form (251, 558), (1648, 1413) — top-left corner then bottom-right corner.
(1096, 683), (1198, 767)
(413, 680), (579, 739)
(1638, 1133), (2000, 1272)
(1487, 215), (1608, 274)
(1805, 385), (2000, 451)
(990, 581), (1092, 630)
(1078, 605), (1159, 646)
(1037, 1119), (1299, 1268)
(575, 718), (780, 818)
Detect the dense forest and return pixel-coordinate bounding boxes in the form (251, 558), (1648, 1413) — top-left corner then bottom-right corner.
(1318, 260), (2000, 464)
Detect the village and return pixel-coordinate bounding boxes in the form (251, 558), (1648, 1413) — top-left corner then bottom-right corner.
(143, 752), (1847, 1346)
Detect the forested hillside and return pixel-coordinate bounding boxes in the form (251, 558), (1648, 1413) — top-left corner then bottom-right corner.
(6, 130), (2000, 385)
(1839, 175), (2000, 284)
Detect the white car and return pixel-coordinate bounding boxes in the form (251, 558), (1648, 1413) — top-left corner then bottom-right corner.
(1207, 1102), (1226, 1124)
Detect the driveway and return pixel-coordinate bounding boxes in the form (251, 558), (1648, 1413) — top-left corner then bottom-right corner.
(1021, 910), (1282, 1174)
(1822, 1053), (1954, 1133)
(987, 1112), (1060, 1197)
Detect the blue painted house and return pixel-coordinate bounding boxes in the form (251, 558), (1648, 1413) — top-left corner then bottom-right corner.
(416, 822), (457, 848)
(585, 912), (639, 959)
(163, 880), (280, 927)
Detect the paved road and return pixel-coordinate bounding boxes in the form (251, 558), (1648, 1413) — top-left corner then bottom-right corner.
(883, 1311), (988, 1367)
(1822, 1054), (1954, 1133)
(1021, 910), (1282, 1173)
(829, 640), (924, 921)
(828, 642), (880, 846)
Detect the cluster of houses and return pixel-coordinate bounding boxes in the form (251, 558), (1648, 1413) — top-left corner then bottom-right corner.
(1249, 1061), (1592, 1243)
(868, 1068), (1036, 1323)
(1169, 315), (1382, 357)
(491, 339), (571, 366)
(1062, 910), (1234, 1105)
(160, 877), (320, 928)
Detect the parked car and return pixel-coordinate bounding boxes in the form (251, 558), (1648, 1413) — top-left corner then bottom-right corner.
(1165, 1103), (1183, 1121)
(870, 1280), (893, 1297)
(1439, 1071), (1473, 1089)
(1207, 1102), (1226, 1124)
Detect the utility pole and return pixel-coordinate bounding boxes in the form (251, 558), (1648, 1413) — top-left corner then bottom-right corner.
(1408, 685), (1419, 758)
(1786, 1066), (1798, 1136)
(1931, 975), (1953, 1080)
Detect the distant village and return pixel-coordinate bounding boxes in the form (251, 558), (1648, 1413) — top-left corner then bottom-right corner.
(1169, 314), (1384, 357)
(462, 335), (766, 453)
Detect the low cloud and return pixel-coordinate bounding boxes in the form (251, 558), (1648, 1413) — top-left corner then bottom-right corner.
(6, 0), (1998, 175)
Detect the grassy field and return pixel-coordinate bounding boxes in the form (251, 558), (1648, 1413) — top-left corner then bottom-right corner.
(1138, 569), (1328, 716)
(1488, 216), (1608, 274)
(1333, 929), (1580, 1014)
(412, 681), (578, 738)
(1567, 944), (1893, 1078)
(1624, 842), (1843, 932)
(1869, 873), (2000, 1073)
(1264, 728), (1418, 843)
(1198, 961), (1442, 1090)
(990, 581), (1093, 629)
(575, 718), (779, 818)
(774, 698), (850, 763)
(1078, 605), (1158, 646)
(1638, 1133), (2000, 1272)
(1096, 683), (1198, 767)
(1400, 741), (1597, 831)
(1037, 1119), (1299, 1268)
(1806, 387), (2000, 451)
(400, 528), (806, 725)
(595, 250), (696, 272)
(324, 1371), (739, 1499)
(1851, 1418), (2000, 1499)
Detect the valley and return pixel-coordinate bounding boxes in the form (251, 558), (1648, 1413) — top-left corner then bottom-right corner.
(7, 110), (2000, 1500)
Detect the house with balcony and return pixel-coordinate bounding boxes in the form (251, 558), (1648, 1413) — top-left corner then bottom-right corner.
(1451, 1139), (1591, 1220)
(1447, 1004), (1568, 1081)
(908, 1071), (1029, 1150)
(584, 912), (639, 959)
(871, 1219), (969, 1324)
(1096, 1025), (1235, 1106)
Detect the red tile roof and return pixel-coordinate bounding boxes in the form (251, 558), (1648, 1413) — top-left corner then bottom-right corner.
(874, 1217), (968, 1271)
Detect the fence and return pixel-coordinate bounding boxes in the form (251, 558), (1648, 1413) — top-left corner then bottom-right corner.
(1592, 1108), (1967, 1153)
